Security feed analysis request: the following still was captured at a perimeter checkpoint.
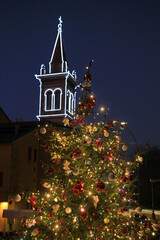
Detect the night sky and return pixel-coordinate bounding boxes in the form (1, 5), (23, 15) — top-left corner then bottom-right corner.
(0, 0), (160, 146)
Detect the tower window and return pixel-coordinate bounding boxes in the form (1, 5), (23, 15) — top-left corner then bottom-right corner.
(46, 90), (52, 110)
(66, 91), (70, 111)
(53, 88), (62, 110)
(70, 93), (74, 114)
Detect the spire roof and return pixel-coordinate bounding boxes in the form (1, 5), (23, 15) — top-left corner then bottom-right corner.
(49, 17), (68, 73)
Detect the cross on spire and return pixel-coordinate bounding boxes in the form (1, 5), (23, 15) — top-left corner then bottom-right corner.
(58, 16), (63, 32)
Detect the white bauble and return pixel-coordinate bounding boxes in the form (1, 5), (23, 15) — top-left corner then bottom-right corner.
(122, 145), (128, 151)
(14, 194), (21, 202)
(31, 228), (39, 236)
(135, 207), (142, 214)
(65, 207), (72, 214)
(40, 127), (46, 134)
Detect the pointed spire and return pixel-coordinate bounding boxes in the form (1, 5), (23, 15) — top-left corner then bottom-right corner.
(49, 16), (68, 73)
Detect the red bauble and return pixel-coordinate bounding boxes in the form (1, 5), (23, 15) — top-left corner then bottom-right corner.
(29, 194), (37, 206)
(72, 148), (82, 159)
(70, 119), (78, 127)
(107, 121), (114, 128)
(48, 167), (55, 174)
(121, 228), (127, 234)
(49, 213), (54, 218)
(72, 181), (84, 195)
(77, 117), (85, 126)
(61, 227), (68, 235)
(94, 138), (103, 149)
(80, 211), (88, 221)
(96, 181), (106, 192)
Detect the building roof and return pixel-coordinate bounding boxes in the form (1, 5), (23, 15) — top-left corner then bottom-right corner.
(49, 16), (68, 73)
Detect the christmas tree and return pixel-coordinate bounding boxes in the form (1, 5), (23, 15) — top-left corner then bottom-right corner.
(18, 62), (156, 239)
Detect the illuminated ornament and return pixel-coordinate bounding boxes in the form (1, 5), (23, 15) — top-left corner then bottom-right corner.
(63, 160), (71, 174)
(61, 227), (68, 235)
(104, 218), (109, 224)
(72, 148), (82, 159)
(72, 168), (79, 175)
(108, 173), (115, 181)
(26, 219), (36, 228)
(122, 145), (128, 151)
(125, 167), (131, 177)
(63, 118), (70, 126)
(116, 135), (121, 142)
(65, 207), (72, 214)
(14, 194), (21, 202)
(43, 182), (51, 188)
(138, 230), (144, 237)
(94, 138), (103, 149)
(80, 210), (88, 221)
(84, 136), (92, 144)
(152, 223), (159, 232)
(29, 194), (37, 206)
(96, 181), (105, 192)
(77, 116), (85, 126)
(137, 155), (143, 163)
(40, 127), (46, 134)
(72, 181), (84, 195)
(49, 213), (54, 218)
(135, 207), (142, 214)
(104, 130), (109, 137)
(52, 204), (60, 213)
(70, 119), (77, 127)
(92, 195), (99, 208)
(31, 228), (39, 236)
(87, 125), (97, 134)
(121, 228), (127, 235)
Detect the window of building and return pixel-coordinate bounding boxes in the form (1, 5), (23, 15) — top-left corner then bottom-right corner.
(46, 90), (52, 110)
(54, 88), (62, 110)
(28, 147), (32, 161)
(70, 93), (74, 114)
(0, 172), (3, 187)
(34, 149), (37, 162)
(66, 91), (70, 112)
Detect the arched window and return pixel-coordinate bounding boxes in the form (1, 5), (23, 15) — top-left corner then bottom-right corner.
(66, 90), (70, 112)
(70, 93), (74, 114)
(54, 88), (62, 110)
(45, 90), (53, 110)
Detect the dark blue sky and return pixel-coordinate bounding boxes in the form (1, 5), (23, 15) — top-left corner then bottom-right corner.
(0, 0), (160, 146)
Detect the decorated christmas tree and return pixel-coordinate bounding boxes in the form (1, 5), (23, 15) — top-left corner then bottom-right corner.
(18, 62), (157, 239)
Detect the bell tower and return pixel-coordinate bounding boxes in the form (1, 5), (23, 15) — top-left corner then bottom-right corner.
(35, 17), (79, 123)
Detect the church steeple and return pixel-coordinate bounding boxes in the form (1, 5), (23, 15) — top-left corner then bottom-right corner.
(49, 16), (68, 73)
(35, 17), (79, 124)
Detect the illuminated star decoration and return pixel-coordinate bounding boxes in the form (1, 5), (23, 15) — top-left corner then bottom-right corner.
(92, 195), (99, 208)
(63, 118), (70, 126)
